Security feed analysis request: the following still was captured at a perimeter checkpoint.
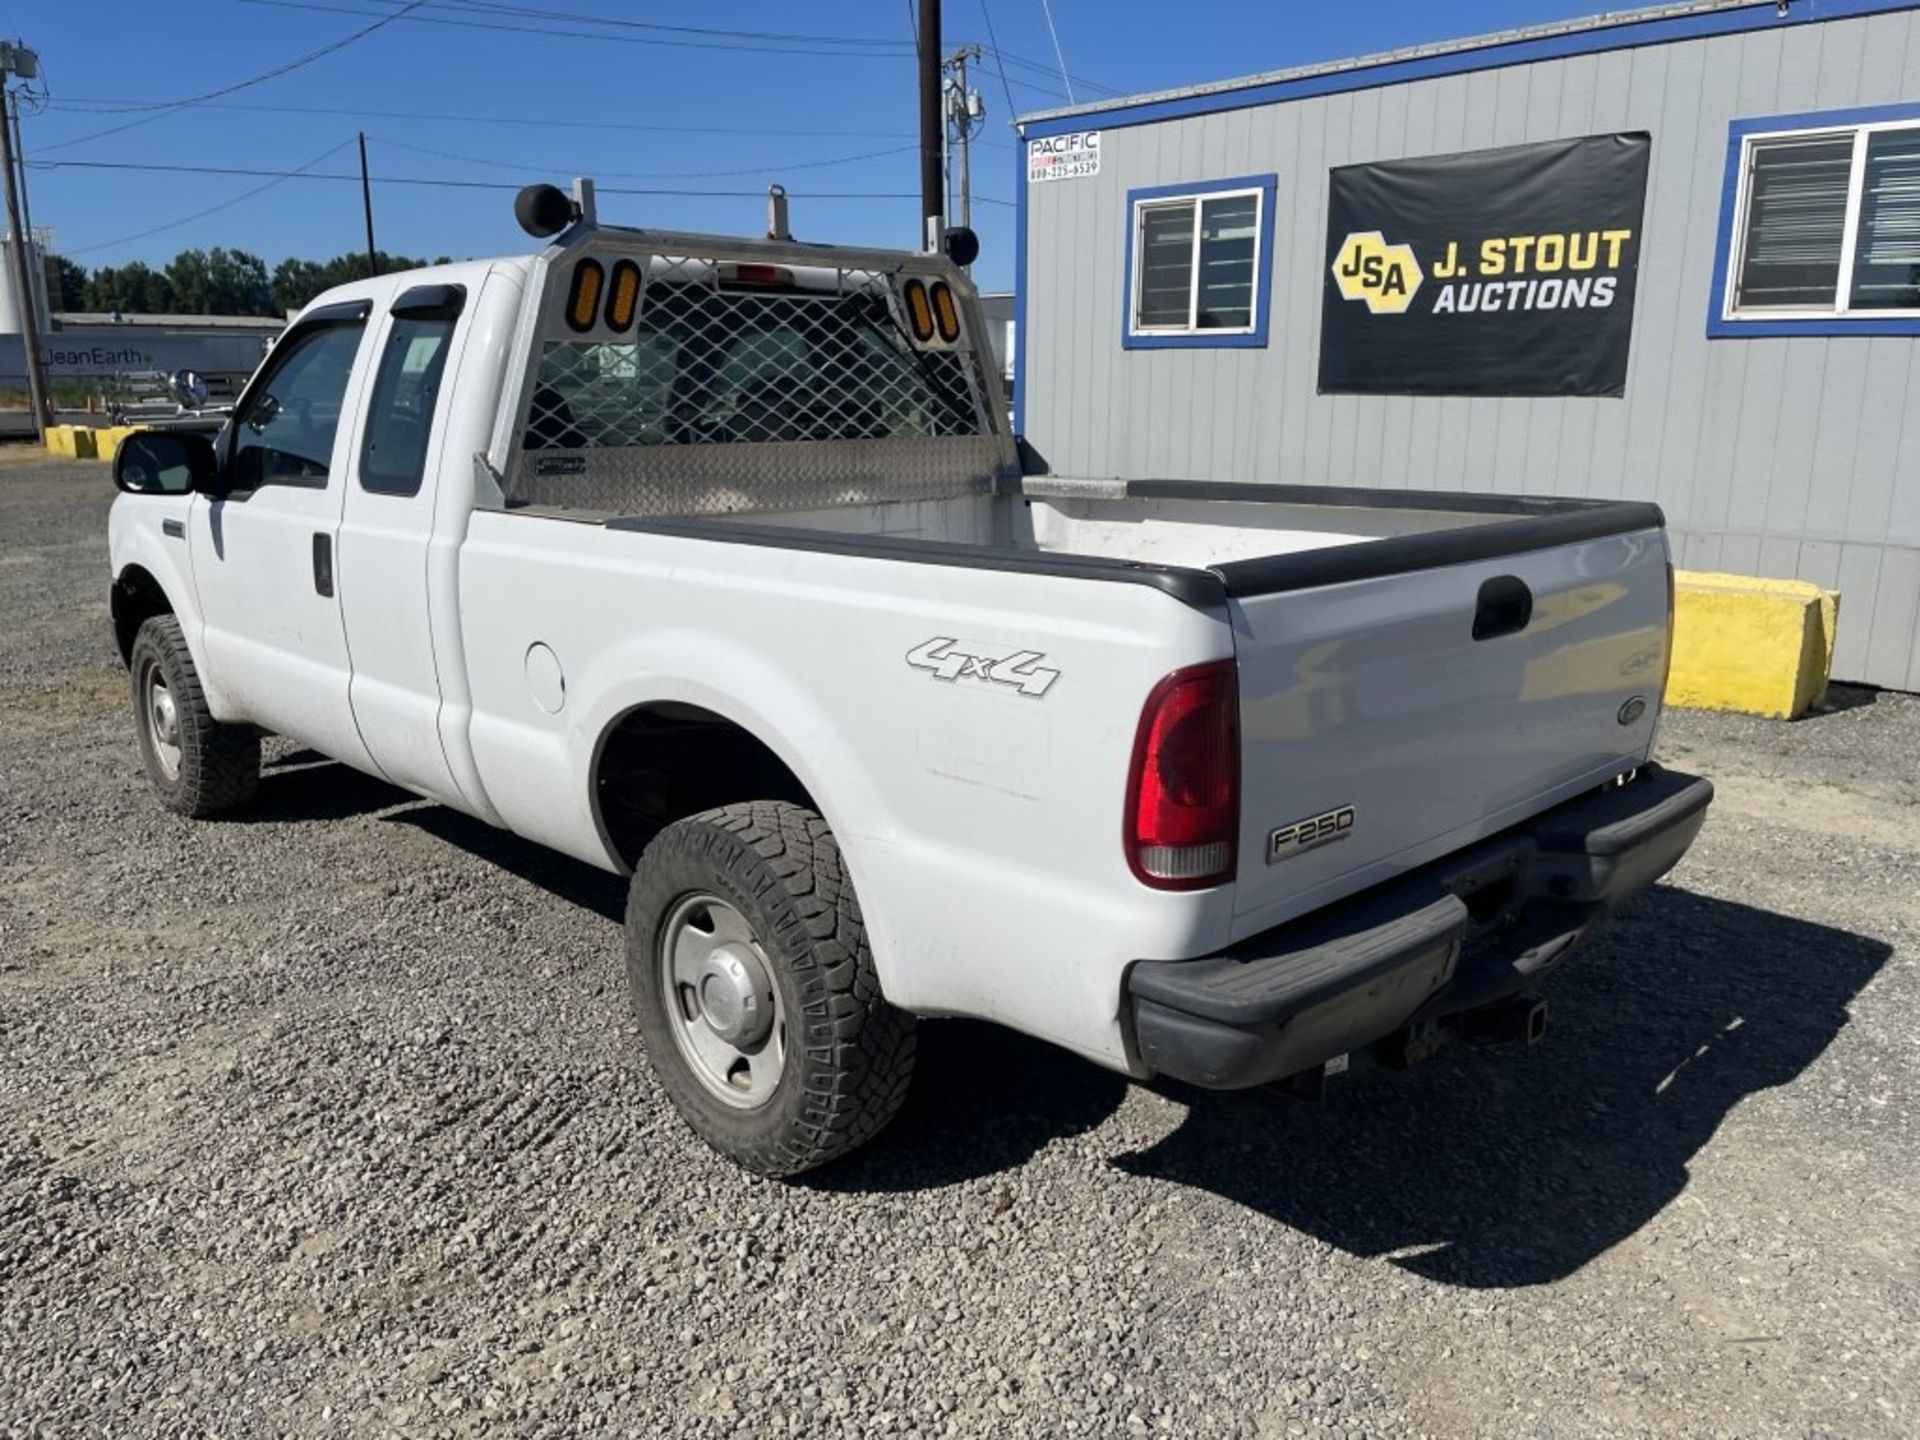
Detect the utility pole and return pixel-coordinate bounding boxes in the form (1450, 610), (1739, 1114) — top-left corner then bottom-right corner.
(10, 95), (37, 289)
(358, 131), (379, 278)
(944, 46), (983, 238)
(0, 42), (48, 440)
(917, 0), (942, 250)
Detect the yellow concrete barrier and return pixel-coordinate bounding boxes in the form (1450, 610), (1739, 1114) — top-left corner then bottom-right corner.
(1667, 571), (1839, 720)
(45, 425), (97, 460)
(91, 425), (137, 463)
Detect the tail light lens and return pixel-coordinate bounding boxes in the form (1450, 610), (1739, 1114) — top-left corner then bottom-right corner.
(719, 263), (795, 289)
(1125, 660), (1240, 890)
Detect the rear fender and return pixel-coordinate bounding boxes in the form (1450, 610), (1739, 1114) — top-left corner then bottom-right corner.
(571, 628), (905, 988)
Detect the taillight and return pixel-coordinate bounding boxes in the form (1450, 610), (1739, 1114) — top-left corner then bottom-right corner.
(719, 263), (794, 289)
(1125, 660), (1240, 890)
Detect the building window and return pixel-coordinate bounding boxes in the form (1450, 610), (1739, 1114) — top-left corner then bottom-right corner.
(1712, 104), (1920, 337)
(1123, 174), (1276, 349)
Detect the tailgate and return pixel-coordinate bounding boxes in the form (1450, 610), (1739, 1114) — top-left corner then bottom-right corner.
(1228, 524), (1669, 938)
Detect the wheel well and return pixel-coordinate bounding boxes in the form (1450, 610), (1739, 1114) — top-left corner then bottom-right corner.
(112, 565), (174, 665)
(592, 702), (818, 869)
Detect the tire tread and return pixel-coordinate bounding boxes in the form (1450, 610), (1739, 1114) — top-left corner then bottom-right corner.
(626, 800), (915, 1176)
(131, 614), (258, 818)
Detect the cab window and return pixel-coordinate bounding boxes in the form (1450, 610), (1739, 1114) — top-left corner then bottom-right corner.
(228, 318), (366, 491)
(360, 315), (458, 496)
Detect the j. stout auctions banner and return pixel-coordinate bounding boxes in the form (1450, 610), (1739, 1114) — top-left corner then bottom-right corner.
(1318, 133), (1651, 397)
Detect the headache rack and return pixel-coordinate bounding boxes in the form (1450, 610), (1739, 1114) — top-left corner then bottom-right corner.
(488, 225), (1018, 518)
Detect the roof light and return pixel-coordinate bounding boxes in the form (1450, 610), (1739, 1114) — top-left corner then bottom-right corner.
(566, 258), (604, 333)
(903, 278), (935, 343)
(605, 259), (641, 330)
(930, 281), (961, 343)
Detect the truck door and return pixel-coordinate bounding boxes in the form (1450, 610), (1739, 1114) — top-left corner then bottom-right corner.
(188, 300), (378, 774)
(335, 282), (468, 804)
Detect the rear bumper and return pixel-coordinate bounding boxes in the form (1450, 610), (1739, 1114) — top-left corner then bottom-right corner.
(1126, 765), (1712, 1089)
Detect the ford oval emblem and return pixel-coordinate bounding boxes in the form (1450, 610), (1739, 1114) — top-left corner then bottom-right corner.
(1617, 695), (1648, 726)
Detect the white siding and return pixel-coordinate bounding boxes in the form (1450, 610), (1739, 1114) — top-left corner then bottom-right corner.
(1021, 8), (1920, 689)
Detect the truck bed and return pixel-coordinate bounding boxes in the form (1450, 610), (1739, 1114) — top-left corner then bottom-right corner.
(670, 476), (1663, 604)
(595, 477), (1671, 938)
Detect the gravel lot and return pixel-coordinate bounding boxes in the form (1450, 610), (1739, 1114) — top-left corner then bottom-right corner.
(2, 446), (1916, 1438)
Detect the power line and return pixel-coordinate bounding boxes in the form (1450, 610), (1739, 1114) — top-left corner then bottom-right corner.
(423, 0), (1128, 95)
(370, 134), (925, 182)
(410, 0), (907, 50)
(39, 1), (423, 154)
(63, 138), (355, 256)
(27, 155), (1016, 207)
(236, 0), (916, 60)
(232, 0), (1119, 96)
(976, 0), (1021, 125)
(34, 96), (932, 141)
(982, 44), (1121, 98)
(1036, 0), (1076, 105)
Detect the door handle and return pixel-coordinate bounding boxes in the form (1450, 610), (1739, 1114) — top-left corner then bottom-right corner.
(312, 533), (335, 598)
(1473, 575), (1532, 641)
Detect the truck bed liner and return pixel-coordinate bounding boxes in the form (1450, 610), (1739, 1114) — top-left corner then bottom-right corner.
(604, 478), (1664, 608)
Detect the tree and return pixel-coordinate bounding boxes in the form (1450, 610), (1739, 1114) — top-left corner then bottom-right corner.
(83, 261), (176, 315)
(270, 250), (453, 311)
(44, 253), (88, 312)
(66, 247), (467, 316)
(164, 247), (275, 317)
(269, 256), (329, 313)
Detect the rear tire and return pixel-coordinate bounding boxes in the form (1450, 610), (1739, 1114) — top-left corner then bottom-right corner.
(129, 615), (259, 818)
(625, 801), (916, 1176)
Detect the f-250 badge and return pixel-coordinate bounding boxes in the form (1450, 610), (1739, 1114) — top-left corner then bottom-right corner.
(1268, 805), (1357, 864)
(906, 637), (1059, 697)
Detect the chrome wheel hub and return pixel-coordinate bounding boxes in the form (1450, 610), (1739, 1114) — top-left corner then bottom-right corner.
(659, 893), (786, 1109)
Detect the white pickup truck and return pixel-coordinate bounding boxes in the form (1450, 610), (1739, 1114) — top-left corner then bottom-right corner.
(107, 185), (1711, 1175)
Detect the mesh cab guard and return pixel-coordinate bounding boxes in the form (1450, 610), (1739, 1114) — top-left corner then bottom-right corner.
(494, 229), (1016, 518)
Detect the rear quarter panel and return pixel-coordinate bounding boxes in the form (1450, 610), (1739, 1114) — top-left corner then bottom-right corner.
(455, 513), (1234, 1071)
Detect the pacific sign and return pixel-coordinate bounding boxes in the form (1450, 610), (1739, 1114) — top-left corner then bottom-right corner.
(1027, 131), (1100, 184)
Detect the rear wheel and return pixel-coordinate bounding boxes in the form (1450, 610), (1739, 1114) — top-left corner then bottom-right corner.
(129, 615), (259, 818)
(625, 801), (916, 1176)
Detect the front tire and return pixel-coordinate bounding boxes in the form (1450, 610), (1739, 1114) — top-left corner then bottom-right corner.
(625, 801), (916, 1177)
(129, 615), (259, 818)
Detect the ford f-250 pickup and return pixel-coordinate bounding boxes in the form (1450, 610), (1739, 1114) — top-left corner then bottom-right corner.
(106, 182), (1711, 1176)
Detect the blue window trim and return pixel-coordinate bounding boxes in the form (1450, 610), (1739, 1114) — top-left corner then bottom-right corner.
(1011, 0), (1920, 434)
(1707, 100), (1920, 338)
(1120, 174), (1277, 351)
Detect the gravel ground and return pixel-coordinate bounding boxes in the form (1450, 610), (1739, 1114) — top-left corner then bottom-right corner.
(2, 446), (1916, 1439)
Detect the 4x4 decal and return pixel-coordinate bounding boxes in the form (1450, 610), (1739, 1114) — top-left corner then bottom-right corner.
(906, 637), (1059, 697)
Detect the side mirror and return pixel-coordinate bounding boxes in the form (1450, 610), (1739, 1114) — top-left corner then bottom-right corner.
(113, 430), (220, 497)
(166, 368), (210, 411)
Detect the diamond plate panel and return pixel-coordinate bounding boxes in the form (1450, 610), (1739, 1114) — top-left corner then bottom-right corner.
(513, 434), (1005, 516)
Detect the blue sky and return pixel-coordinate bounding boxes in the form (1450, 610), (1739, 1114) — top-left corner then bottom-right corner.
(17, 0), (1618, 292)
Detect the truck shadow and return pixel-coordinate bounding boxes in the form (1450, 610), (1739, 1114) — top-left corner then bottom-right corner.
(823, 887), (1886, 1289)
(235, 749), (420, 825)
(1110, 886), (1888, 1288)
(251, 760), (1885, 1288)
